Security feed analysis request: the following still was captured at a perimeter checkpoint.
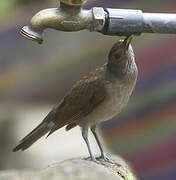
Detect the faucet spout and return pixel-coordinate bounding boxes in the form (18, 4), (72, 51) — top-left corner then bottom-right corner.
(21, 25), (43, 44)
(21, 3), (106, 44)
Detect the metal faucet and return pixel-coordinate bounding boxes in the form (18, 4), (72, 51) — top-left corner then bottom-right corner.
(21, 0), (176, 44)
(21, 0), (105, 44)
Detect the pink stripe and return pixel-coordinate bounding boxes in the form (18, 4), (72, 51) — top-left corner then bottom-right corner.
(126, 136), (176, 175)
(136, 38), (176, 77)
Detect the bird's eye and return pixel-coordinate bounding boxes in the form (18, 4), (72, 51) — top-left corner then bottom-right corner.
(114, 54), (121, 59)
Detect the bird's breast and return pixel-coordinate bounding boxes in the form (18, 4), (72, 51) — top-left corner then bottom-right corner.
(81, 80), (135, 127)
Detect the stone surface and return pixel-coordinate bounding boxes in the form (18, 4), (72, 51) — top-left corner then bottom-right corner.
(0, 156), (137, 180)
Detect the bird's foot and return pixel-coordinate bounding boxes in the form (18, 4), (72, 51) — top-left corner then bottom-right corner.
(99, 154), (113, 162)
(84, 156), (102, 165)
(97, 153), (119, 165)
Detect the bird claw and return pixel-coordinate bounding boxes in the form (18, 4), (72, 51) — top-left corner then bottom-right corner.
(84, 157), (102, 165)
(97, 153), (116, 164)
(93, 159), (102, 165)
(84, 155), (121, 166)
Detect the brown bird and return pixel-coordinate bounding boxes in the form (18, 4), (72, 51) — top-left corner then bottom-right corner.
(13, 36), (138, 163)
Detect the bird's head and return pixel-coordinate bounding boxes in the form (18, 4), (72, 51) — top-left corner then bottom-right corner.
(108, 35), (133, 61)
(107, 35), (135, 77)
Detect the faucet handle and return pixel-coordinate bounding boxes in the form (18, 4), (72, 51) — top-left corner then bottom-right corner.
(60, 0), (87, 6)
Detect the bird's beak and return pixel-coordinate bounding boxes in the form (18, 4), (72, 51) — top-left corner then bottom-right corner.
(123, 35), (133, 51)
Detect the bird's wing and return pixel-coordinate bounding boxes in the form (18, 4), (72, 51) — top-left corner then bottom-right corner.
(13, 67), (108, 151)
(47, 67), (108, 135)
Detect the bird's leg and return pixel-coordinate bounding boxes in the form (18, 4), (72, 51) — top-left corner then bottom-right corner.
(91, 125), (114, 163)
(82, 126), (99, 163)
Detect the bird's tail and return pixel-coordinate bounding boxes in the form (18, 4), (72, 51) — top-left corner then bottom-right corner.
(13, 121), (52, 152)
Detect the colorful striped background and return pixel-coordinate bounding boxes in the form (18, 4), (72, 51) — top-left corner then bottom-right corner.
(0, 0), (176, 179)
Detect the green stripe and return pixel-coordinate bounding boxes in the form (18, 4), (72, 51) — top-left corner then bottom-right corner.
(109, 116), (176, 154)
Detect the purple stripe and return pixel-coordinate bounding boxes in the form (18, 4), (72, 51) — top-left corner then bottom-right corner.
(141, 165), (176, 180)
(0, 28), (21, 47)
(136, 62), (176, 93)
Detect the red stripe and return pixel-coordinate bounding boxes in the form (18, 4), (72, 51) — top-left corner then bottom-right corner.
(126, 136), (176, 175)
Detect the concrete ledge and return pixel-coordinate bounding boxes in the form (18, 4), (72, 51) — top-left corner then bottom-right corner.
(0, 156), (137, 180)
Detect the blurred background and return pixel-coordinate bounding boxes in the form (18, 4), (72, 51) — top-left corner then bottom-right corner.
(0, 0), (176, 179)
